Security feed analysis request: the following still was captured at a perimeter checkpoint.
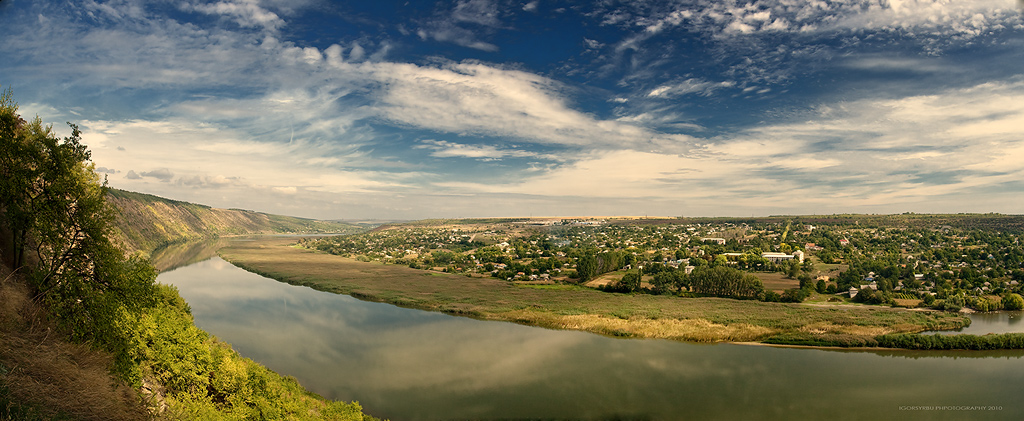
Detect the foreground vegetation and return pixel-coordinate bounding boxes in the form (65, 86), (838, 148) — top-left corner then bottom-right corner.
(1, 87), (376, 420)
(220, 238), (968, 345)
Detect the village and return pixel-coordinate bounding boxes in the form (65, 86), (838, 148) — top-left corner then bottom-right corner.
(301, 214), (1024, 311)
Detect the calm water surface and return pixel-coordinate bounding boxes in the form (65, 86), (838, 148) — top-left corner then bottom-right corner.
(158, 256), (1024, 420)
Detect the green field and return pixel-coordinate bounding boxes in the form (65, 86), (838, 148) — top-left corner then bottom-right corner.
(219, 238), (968, 344)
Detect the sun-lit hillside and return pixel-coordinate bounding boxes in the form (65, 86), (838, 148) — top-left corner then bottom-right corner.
(107, 188), (368, 255)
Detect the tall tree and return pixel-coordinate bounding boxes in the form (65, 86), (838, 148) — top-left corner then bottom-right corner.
(0, 87), (156, 373)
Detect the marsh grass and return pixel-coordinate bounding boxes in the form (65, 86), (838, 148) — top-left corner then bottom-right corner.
(220, 238), (969, 344)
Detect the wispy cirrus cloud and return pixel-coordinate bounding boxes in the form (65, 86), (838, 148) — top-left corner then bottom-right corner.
(595, 0), (1024, 87)
(416, 139), (560, 161)
(416, 0), (504, 51)
(647, 78), (735, 98)
(186, 0), (286, 31)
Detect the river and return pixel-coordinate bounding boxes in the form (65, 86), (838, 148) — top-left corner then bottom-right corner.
(157, 255), (1024, 420)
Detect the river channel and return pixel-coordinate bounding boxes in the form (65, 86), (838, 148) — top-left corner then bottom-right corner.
(157, 255), (1024, 420)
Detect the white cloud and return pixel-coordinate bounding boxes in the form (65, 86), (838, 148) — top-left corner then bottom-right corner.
(647, 78), (734, 98)
(6, 0), (1023, 218)
(368, 61), (692, 149)
(416, 139), (557, 161)
(416, 0), (504, 51)
(630, 0), (1023, 42)
(188, 0), (285, 32)
(435, 78), (1024, 214)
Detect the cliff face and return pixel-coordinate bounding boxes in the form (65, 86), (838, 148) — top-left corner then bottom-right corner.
(106, 189), (365, 255)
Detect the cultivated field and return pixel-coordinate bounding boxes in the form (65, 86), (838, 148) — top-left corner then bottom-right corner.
(219, 238), (968, 344)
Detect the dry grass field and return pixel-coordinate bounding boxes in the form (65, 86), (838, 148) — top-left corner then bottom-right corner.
(752, 272), (800, 292)
(219, 238), (968, 344)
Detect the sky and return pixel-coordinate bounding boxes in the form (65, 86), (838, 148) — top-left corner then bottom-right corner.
(2, 0), (1023, 220)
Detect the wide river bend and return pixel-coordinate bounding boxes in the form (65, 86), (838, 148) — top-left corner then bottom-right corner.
(157, 255), (1024, 420)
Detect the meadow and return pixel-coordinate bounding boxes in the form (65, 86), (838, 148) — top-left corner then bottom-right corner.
(219, 238), (968, 344)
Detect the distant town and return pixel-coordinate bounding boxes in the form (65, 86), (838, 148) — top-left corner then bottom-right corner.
(301, 214), (1024, 312)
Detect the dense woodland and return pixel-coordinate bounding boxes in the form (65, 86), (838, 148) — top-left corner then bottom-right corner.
(0, 87), (376, 420)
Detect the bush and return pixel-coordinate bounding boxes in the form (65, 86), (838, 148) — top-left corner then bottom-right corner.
(876, 333), (1024, 350)
(1002, 293), (1024, 311)
(780, 288), (810, 303)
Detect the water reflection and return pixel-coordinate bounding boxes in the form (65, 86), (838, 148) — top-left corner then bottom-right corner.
(159, 257), (1024, 420)
(927, 311), (1024, 336)
(149, 239), (229, 272)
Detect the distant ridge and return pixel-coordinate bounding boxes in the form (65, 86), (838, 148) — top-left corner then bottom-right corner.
(106, 188), (367, 255)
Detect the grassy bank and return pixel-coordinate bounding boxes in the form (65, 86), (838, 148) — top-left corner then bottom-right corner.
(219, 238), (968, 344)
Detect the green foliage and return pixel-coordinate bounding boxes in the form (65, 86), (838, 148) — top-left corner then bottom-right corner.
(765, 332), (1024, 350)
(650, 270), (686, 294)
(1002, 293), (1024, 311)
(943, 294), (965, 312)
(922, 293), (936, 306)
(688, 266), (764, 299)
(0, 88), (376, 420)
(780, 288), (811, 303)
(763, 332), (879, 347)
(604, 271), (641, 293)
(761, 290), (781, 302)
(875, 333), (1024, 350)
(575, 253), (597, 282)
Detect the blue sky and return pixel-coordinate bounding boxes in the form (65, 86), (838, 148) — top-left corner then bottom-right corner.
(2, 0), (1023, 220)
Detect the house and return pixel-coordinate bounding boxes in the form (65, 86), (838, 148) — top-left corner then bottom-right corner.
(762, 252), (796, 263)
(702, 237), (726, 245)
(839, 239), (850, 247)
(849, 287), (859, 298)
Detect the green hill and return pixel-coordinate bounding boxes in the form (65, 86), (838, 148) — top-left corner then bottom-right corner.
(107, 188), (368, 255)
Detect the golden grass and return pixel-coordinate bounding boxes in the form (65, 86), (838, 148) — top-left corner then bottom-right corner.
(0, 272), (151, 421)
(795, 321), (897, 337)
(556, 314), (775, 342)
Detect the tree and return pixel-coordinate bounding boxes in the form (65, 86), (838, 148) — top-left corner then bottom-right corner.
(785, 260), (800, 278)
(0, 87), (157, 377)
(618, 271), (641, 292)
(651, 270), (684, 294)
(575, 253), (597, 282)
(1002, 293), (1024, 311)
(689, 266), (764, 299)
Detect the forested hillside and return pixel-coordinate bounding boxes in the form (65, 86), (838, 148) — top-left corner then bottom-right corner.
(107, 188), (366, 255)
(1, 86), (377, 420)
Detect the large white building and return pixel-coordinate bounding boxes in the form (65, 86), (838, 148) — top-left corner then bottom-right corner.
(761, 250), (805, 263)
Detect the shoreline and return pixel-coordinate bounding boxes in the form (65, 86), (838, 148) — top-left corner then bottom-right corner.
(215, 237), (982, 348)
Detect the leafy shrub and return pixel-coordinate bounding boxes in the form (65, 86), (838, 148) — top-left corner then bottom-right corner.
(1002, 293), (1024, 311)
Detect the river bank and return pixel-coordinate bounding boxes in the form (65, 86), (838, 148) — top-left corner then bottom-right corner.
(218, 238), (967, 344)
